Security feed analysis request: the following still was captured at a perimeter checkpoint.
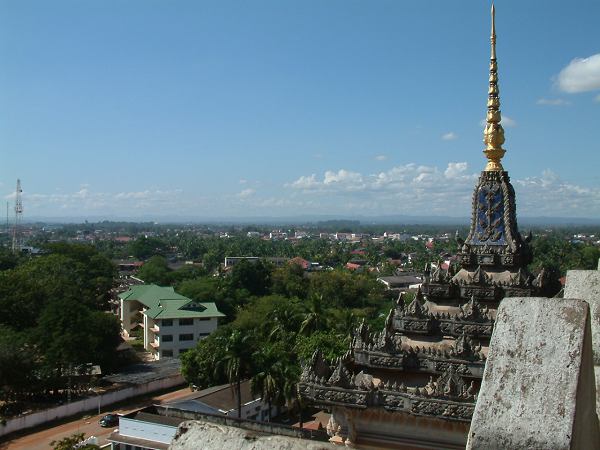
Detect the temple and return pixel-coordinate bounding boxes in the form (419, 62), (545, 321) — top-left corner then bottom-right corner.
(299, 6), (544, 449)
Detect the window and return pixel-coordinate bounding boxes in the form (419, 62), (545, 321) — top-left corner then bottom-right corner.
(198, 318), (210, 321)
(162, 319), (173, 327)
(162, 350), (173, 357)
(180, 348), (189, 354)
(162, 335), (173, 342)
(198, 332), (210, 337)
(179, 333), (194, 341)
(179, 318), (193, 326)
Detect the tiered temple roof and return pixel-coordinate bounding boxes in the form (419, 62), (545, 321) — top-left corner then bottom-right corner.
(299, 6), (543, 448)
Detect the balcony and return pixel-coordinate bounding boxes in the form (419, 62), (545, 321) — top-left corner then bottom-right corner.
(150, 341), (159, 349)
(150, 325), (159, 333)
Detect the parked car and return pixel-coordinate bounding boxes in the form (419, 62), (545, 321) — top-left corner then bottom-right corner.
(99, 413), (119, 427)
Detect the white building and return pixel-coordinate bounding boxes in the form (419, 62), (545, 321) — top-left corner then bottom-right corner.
(119, 285), (224, 360)
(108, 381), (279, 450)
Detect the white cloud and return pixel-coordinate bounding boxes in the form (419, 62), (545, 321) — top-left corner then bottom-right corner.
(442, 132), (458, 141)
(286, 174), (320, 189)
(501, 115), (517, 127)
(237, 188), (255, 199)
(284, 164), (599, 217)
(537, 98), (571, 106)
(444, 162), (468, 179)
(515, 170), (600, 216)
(595, 94), (600, 103)
(557, 54), (600, 93)
(3, 188), (185, 216)
(375, 155), (387, 161)
(239, 179), (248, 184)
(323, 169), (363, 185)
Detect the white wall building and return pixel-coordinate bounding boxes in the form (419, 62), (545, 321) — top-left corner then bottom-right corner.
(119, 285), (224, 360)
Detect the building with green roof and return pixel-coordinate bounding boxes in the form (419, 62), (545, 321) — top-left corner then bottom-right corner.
(119, 284), (225, 360)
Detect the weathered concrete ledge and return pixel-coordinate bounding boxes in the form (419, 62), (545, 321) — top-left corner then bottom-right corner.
(169, 420), (335, 450)
(565, 269), (600, 364)
(466, 297), (600, 450)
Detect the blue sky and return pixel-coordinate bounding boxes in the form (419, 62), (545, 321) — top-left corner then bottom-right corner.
(1, 0), (599, 220)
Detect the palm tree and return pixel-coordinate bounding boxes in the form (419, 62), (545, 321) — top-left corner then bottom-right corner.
(300, 294), (328, 335)
(250, 346), (284, 422)
(267, 307), (302, 342)
(215, 330), (254, 418)
(332, 309), (357, 339)
(281, 364), (304, 428)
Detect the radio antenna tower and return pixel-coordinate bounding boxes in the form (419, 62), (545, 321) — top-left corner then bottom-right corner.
(12, 179), (23, 253)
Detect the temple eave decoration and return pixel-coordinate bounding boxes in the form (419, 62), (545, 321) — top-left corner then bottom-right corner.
(299, 5), (543, 447)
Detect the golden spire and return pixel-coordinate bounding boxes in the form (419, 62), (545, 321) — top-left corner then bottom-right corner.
(483, 3), (506, 171)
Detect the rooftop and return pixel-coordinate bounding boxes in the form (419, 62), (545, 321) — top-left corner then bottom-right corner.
(119, 284), (225, 320)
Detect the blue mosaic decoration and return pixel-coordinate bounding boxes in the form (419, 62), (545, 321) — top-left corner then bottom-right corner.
(472, 184), (505, 245)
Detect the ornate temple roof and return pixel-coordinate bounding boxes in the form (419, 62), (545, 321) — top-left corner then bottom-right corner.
(299, 7), (542, 440)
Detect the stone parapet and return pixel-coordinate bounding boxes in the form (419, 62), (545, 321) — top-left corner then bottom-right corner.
(565, 268), (600, 365)
(466, 297), (600, 450)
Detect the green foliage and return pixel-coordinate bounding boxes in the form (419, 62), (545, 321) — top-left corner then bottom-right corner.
(0, 247), (19, 271)
(216, 329), (256, 418)
(137, 257), (206, 286)
(0, 243), (120, 403)
(0, 326), (36, 401)
(227, 259), (272, 297)
(181, 327), (230, 389)
(295, 331), (350, 362)
(50, 433), (99, 450)
(137, 256), (172, 285)
(250, 344), (289, 421)
(531, 235), (600, 275)
(271, 263), (309, 299)
(128, 236), (167, 259)
(307, 269), (387, 309)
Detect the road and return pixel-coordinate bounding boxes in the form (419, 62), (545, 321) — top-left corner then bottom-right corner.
(0, 386), (197, 450)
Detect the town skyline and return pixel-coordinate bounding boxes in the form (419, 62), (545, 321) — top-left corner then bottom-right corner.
(2, 1), (599, 219)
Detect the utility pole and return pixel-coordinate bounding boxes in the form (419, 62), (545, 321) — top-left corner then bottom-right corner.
(11, 179), (23, 253)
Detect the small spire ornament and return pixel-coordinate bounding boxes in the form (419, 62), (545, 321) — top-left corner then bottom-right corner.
(483, 4), (506, 171)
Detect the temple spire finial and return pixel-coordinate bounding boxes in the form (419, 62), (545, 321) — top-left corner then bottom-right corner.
(483, 3), (506, 172)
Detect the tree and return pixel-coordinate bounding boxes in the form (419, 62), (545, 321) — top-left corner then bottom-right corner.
(127, 236), (167, 259)
(228, 259), (271, 297)
(0, 326), (37, 401)
(181, 327), (230, 389)
(251, 346), (285, 422)
(280, 363), (303, 428)
(299, 294), (328, 335)
(35, 298), (122, 392)
(295, 330), (350, 362)
(271, 263), (308, 299)
(177, 276), (236, 321)
(137, 256), (172, 285)
(215, 330), (255, 418)
(51, 433), (99, 450)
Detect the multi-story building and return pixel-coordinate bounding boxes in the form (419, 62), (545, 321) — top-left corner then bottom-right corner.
(119, 284), (224, 360)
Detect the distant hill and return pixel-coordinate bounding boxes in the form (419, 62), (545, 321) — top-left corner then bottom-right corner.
(24, 214), (600, 227)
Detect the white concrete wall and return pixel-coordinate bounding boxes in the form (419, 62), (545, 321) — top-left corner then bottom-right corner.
(153, 317), (218, 359)
(226, 398), (279, 422)
(119, 416), (178, 444)
(120, 299), (143, 337)
(0, 374), (185, 437)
